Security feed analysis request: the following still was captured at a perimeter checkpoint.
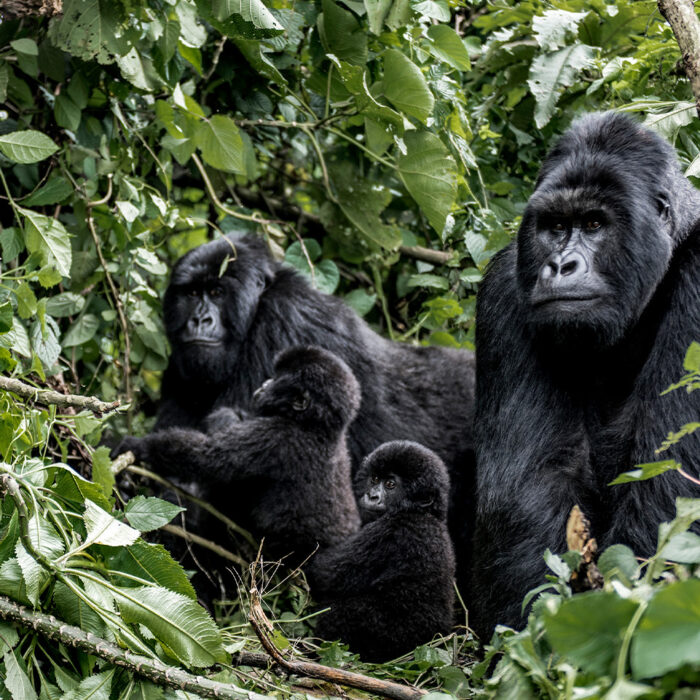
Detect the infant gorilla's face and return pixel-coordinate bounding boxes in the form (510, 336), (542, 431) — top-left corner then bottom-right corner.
(358, 472), (402, 523)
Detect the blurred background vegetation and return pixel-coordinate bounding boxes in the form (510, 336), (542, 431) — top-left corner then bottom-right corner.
(0, 0), (699, 697)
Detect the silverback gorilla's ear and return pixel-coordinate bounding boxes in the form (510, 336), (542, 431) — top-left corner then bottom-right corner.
(656, 190), (671, 221)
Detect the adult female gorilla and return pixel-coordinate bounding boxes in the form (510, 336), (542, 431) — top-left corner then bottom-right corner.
(471, 112), (700, 635)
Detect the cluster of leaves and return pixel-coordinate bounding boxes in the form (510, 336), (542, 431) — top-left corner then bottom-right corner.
(0, 0), (699, 696)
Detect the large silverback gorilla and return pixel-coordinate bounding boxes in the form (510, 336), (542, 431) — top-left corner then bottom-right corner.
(155, 233), (475, 569)
(471, 112), (700, 635)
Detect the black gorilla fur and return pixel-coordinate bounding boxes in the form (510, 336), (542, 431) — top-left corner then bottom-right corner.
(155, 233), (475, 572)
(307, 441), (455, 662)
(471, 112), (700, 635)
(114, 346), (361, 559)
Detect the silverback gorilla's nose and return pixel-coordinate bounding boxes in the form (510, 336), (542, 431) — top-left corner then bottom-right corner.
(540, 251), (586, 283)
(253, 378), (273, 399)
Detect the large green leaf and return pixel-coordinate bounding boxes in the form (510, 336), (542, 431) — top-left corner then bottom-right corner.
(527, 44), (594, 128)
(319, 0), (368, 66)
(125, 496), (184, 532)
(0, 131), (58, 164)
(397, 131), (458, 234)
(383, 49), (434, 123)
(364, 0), (392, 34)
(4, 649), (37, 700)
(426, 25), (471, 71)
(82, 500), (140, 548)
(196, 115), (249, 175)
(197, 0), (283, 39)
(104, 540), (197, 600)
(545, 591), (638, 676)
(632, 580), (700, 679)
(18, 207), (72, 277)
(114, 586), (227, 667)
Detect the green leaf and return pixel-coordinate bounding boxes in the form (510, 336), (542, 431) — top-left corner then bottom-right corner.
(15, 514), (65, 605)
(54, 469), (111, 510)
(284, 242), (340, 294)
(410, 0), (449, 22)
(684, 341), (700, 373)
(73, 412), (102, 438)
(0, 228), (24, 262)
(14, 283), (37, 320)
(632, 580), (700, 679)
(62, 314), (100, 348)
(397, 131), (458, 233)
(319, 0), (368, 66)
(22, 177), (73, 207)
(0, 131), (58, 164)
(545, 591), (639, 676)
(198, 0), (284, 39)
(0, 303), (12, 334)
(18, 207), (72, 277)
(61, 670), (113, 700)
(532, 9), (588, 51)
(344, 289), (376, 317)
(406, 273), (449, 290)
(105, 540), (197, 600)
(660, 531), (700, 564)
(196, 115), (247, 175)
(113, 586), (227, 667)
(54, 93), (82, 131)
(609, 460), (680, 485)
(233, 38), (287, 87)
(598, 544), (639, 584)
(4, 649), (37, 700)
(92, 446), (115, 499)
(364, 0), (392, 34)
(30, 317), (61, 370)
(527, 45), (594, 128)
(83, 500), (139, 548)
(45, 292), (85, 318)
(53, 581), (106, 635)
(0, 559), (30, 605)
(10, 38), (38, 56)
(427, 25), (471, 71)
(383, 49), (434, 123)
(125, 496), (185, 532)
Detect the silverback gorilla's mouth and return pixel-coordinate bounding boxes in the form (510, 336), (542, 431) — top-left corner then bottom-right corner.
(182, 338), (224, 346)
(531, 295), (600, 308)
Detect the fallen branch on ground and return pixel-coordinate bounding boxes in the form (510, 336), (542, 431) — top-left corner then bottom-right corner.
(248, 586), (427, 700)
(0, 376), (120, 415)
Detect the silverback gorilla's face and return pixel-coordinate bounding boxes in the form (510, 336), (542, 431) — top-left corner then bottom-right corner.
(517, 126), (674, 345)
(163, 237), (273, 383)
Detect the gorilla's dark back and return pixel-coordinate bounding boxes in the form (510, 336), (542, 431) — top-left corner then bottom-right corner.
(471, 112), (700, 635)
(156, 235), (476, 575)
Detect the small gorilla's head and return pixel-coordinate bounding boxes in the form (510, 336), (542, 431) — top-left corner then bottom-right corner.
(354, 441), (449, 524)
(516, 112), (677, 345)
(252, 345), (361, 432)
(164, 235), (276, 382)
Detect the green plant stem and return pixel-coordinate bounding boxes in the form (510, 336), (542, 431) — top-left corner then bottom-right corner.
(371, 264), (395, 340)
(616, 600), (647, 682)
(325, 126), (397, 169)
(0, 595), (269, 700)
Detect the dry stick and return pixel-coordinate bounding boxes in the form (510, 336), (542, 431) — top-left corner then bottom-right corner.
(116, 459), (258, 548)
(399, 245), (453, 266)
(161, 524), (248, 567)
(658, 0), (700, 118)
(0, 376), (119, 415)
(248, 588), (426, 700)
(0, 596), (271, 700)
(85, 179), (132, 425)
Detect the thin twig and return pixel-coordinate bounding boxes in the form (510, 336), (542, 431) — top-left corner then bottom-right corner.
(0, 376), (119, 415)
(248, 587), (426, 700)
(0, 595), (270, 700)
(161, 524), (248, 567)
(399, 246), (453, 266)
(191, 154), (273, 225)
(85, 178), (132, 426)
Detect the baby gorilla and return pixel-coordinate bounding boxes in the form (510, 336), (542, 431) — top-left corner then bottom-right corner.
(113, 346), (361, 560)
(307, 441), (455, 662)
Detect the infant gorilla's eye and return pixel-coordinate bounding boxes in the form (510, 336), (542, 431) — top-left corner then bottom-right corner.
(292, 390), (310, 412)
(371, 475), (379, 485)
(585, 220), (601, 231)
(384, 479), (396, 490)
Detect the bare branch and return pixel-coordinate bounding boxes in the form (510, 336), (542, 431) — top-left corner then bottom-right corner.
(161, 523), (249, 567)
(0, 376), (119, 415)
(658, 0), (700, 117)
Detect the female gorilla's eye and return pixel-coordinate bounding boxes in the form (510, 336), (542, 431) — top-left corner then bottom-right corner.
(385, 479), (396, 490)
(586, 220), (601, 231)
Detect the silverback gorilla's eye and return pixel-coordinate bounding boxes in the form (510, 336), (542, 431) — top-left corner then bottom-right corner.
(210, 286), (223, 298)
(189, 289), (200, 297)
(552, 222), (565, 233)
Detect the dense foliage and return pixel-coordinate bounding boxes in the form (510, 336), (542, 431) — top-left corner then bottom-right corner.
(0, 0), (699, 697)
